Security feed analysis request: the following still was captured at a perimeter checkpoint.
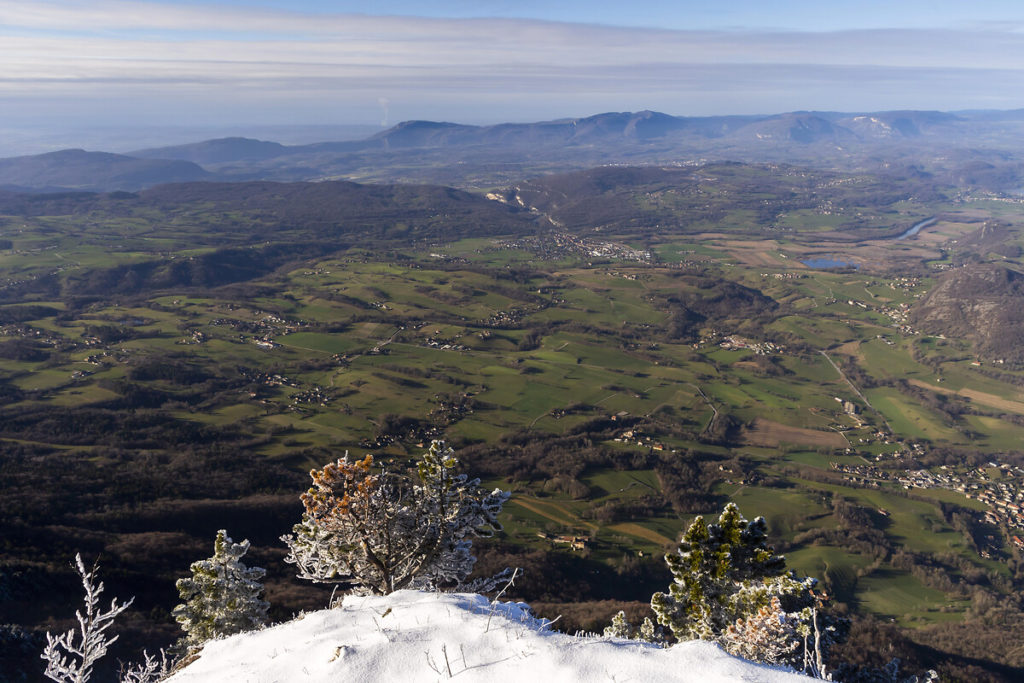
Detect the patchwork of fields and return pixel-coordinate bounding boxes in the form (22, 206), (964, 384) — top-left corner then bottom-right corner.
(4, 174), (1024, 677)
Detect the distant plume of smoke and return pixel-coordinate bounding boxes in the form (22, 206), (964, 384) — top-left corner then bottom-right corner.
(378, 97), (390, 127)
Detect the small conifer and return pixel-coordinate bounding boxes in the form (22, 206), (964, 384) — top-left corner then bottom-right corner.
(651, 503), (815, 644)
(637, 617), (658, 643)
(602, 610), (632, 639)
(172, 530), (269, 651)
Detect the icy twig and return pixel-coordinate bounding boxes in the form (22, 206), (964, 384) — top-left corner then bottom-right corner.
(119, 649), (174, 683)
(41, 554), (133, 683)
(485, 568), (521, 633)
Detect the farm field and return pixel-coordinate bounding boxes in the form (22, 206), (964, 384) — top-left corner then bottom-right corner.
(3, 237), (1022, 626)
(4, 165), (1024, 679)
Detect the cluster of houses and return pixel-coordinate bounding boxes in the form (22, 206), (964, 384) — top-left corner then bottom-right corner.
(359, 422), (444, 450)
(718, 335), (784, 355)
(428, 392), (475, 426)
(888, 276), (921, 292)
(291, 385), (333, 407)
(847, 296), (919, 335)
(478, 308), (525, 329)
(427, 252), (470, 265)
(585, 241), (651, 262)
(606, 269), (640, 281)
(239, 369), (299, 389)
(536, 532), (592, 551)
(880, 302), (915, 333)
(177, 329), (207, 345)
(831, 295), (917, 334)
(0, 275), (34, 291)
(422, 338), (468, 352)
(612, 427), (669, 453)
(494, 232), (652, 263)
(834, 460), (1024, 546)
(760, 272), (807, 280)
(205, 311), (314, 350)
(2, 324), (72, 350)
(83, 351), (110, 365)
(211, 311), (308, 337)
(417, 325), (470, 351)
(970, 467), (1024, 542)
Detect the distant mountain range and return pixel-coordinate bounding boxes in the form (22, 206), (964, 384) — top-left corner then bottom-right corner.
(0, 149), (210, 192)
(4, 109), (1024, 191)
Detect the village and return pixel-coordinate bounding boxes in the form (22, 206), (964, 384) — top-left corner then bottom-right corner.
(494, 232), (652, 263)
(210, 310), (311, 338)
(833, 460), (1024, 550)
(717, 334), (785, 355)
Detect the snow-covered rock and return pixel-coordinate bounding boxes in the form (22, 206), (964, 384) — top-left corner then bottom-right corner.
(165, 590), (808, 682)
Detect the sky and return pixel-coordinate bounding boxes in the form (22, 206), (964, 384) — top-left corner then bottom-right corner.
(4, 0), (1024, 153)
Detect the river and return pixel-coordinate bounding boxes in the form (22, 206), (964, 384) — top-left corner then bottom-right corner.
(895, 217), (936, 240)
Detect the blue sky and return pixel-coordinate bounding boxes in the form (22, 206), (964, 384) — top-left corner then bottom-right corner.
(3, 1), (1024, 152)
(158, 0), (1024, 32)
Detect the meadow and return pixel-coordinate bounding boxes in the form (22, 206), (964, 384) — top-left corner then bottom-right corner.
(4, 170), (1024, 681)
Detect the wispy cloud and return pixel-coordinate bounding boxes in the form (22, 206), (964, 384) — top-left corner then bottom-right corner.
(3, 0), (1024, 129)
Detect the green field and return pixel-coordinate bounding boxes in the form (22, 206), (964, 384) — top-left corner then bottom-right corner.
(4, 190), (1024, 644)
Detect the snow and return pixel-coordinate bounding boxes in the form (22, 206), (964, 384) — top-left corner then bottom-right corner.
(165, 590), (808, 682)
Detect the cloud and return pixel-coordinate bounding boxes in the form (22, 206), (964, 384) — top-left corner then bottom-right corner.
(4, 0), (1024, 126)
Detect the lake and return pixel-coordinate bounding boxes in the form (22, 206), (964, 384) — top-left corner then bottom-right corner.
(801, 257), (858, 269)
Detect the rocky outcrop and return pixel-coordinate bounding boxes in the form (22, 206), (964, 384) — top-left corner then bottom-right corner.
(911, 264), (1024, 361)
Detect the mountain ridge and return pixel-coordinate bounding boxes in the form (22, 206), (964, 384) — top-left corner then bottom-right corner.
(3, 108), (1024, 191)
(0, 149), (210, 191)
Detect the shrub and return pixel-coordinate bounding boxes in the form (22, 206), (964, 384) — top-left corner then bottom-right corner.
(41, 555), (132, 683)
(282, 440), (509, 595)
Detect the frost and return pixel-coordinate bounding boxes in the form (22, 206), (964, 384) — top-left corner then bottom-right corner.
(41, 554), (133, 683)
(172, 529), (269, 652)
(282, 441), (509, 595)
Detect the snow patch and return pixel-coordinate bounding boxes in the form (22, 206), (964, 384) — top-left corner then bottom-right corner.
(166, 590), (808, 682)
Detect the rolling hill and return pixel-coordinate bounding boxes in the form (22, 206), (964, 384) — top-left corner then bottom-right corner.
(1, 108), (1022, 191)
(0, 149), (210, 191)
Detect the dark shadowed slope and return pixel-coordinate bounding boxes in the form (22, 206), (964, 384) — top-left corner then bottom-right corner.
(0, 149), (210, 191)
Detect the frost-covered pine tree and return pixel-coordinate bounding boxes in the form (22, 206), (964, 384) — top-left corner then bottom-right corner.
(651, 503), (815, 646)
(283, 440), (509, 595)
(172, 530), (269, 652)
(637, 617), (658, 643)
(603, 610), (633, 639)
(41, 554), (133, 683)
(603, 611), (662, 644)
(413, 439), (510, 589)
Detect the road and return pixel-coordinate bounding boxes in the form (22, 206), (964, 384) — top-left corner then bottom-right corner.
(819, 350), (893, 433)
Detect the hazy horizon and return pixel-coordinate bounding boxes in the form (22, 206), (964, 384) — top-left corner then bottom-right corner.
(5, 1), (1024, 156)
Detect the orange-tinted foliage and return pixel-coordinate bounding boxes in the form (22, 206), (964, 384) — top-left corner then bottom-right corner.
(300, 455), (378, 521)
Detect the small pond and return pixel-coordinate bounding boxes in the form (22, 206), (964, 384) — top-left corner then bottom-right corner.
(801, 257), (858, 270)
